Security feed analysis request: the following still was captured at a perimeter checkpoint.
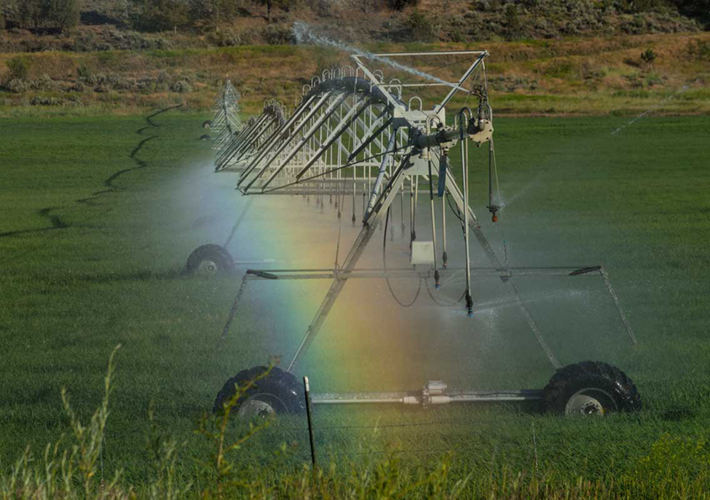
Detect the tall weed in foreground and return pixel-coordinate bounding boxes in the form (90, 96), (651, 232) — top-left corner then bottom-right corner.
(0, 345), (130, 500)
(147, 403), (191, 500)
(2, 348), (710, 499)
(194, 367), (274, 499)
(240, 454), (470, 500)
(61, 346), (118, 498)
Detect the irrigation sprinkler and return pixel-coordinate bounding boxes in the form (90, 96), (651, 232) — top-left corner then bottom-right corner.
(202, 50), (641, 417)
(186, 80), (251, 274)
(215, 100), (287, 173)
(206, 79), (242, 146)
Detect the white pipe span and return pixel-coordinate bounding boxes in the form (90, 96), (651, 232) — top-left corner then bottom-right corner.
(310, 390), (544, 406)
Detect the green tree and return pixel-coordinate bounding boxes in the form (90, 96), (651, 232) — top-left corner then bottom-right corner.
(18, 0), (43, 28)
(6, 56), (30, 80)
(256, 0), (293, 23)
(47, 0), (80, 31)
(406, 9), (435, 41)
(386, 0), (419, 11)
(189, 0), (243, 25)
(671, 0), (710, 27)
(132, 0), (189, 32)
(503, 3), (522, 40)
(16, 0), (79, 31)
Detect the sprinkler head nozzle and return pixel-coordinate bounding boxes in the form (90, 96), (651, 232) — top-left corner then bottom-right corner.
(487, 204), (500, 223)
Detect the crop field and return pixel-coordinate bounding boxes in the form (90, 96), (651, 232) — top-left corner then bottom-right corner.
(1, 110), (709, 496)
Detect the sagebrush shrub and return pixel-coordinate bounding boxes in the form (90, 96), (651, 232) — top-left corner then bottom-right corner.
(6, 57), (30, 81)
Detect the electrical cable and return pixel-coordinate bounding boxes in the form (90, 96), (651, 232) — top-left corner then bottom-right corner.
(446, 192), (466, 229)
(426, 283), (464, 307)
(425, 277), (466, 307)
(383, 207), (421, 308)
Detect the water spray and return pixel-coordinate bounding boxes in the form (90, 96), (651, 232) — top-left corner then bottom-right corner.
(292, 22), (471, 94)
(196, 45), (642, 420)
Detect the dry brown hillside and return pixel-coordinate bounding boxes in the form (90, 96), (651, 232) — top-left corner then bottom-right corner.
(0, 31), (708, 116)
(0, 0), (705, 52)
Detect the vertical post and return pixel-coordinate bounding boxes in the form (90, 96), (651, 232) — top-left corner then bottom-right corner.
(461, 134), (473, 317)
(409, 176), (416, 247)
(427, 157), (440, 289)
(413, 175), (419, 241)
(303, 376), (317, 467)
(441, 192), (448, 268)
(400, 182), (405, 237)
(488, 138), (494, 217)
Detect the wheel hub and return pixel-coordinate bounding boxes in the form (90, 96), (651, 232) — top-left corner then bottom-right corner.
(565, 388), (615, 416)
(197, 259), (218, 275)
(237, 398), (276, 418)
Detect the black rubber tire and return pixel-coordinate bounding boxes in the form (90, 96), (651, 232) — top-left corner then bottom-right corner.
(185, 244), (234, 275)
(543, 361), (641, 415)
(213, 366), (305, 415)
(202, 120), (212, 129)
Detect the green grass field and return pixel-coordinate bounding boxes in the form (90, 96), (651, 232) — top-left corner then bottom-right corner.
(1, 111), (709, 497)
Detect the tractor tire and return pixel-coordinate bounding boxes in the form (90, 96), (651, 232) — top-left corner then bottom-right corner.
(213, 366), (305, 417)
(202, 120), (212, 129)
(543, 361), (641, 416)
(185, 244), (234, 276)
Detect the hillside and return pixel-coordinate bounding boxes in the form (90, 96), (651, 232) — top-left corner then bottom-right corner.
(1, 1), (708, 116)
(0, 31), (708, 117)
(0, 0), (707, 52)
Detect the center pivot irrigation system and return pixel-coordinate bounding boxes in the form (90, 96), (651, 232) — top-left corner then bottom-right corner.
(191, 49), (642, 418)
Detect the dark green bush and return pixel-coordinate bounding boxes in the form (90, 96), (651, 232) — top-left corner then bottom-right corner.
(6, 56), (30, 81)
(406, 9), (435, 41)
(262, 23), (292, 44)
(672, 0), (710, 27)
(387, 0), (419, 11)
(208, 29), (243, 47)
(189, 0), (245, 24)
(77, 64), (92, 80)
(503, 3), (522, 40)
(6, 78), (29, 93)
(16, 0), (79, 31)
(170, 80), (191, 93)
(641, 47), (657, 62)
(30, 96), (64, 106)
(131, 0), (189, 32)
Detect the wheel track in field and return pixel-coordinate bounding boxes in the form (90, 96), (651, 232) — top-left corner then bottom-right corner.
(76, 104), (182, 204)
(0, 207), (70, 239)
(0, 105), (181, 240)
